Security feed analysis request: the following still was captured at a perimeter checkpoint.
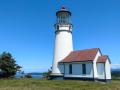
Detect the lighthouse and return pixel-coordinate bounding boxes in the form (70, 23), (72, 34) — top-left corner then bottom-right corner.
(50, 7), (111, 81)
(51, 7), (73, 79)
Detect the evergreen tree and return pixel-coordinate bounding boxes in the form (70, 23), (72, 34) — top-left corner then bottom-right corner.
(43, 67), (52, 80)
(0, 52), (22, 78)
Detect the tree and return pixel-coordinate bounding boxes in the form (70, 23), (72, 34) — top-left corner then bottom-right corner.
(43, 67), (52, 80)
(0, 52), (22, 78)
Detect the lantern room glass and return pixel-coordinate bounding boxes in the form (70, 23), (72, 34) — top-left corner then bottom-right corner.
(56, 12), (71, 25)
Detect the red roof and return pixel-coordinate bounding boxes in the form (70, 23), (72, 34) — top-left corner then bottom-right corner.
(97, 55), (108, 63)
(60, 48), (99, 63)
(61, 6), (67, 11)
(56, 7), (71, 15)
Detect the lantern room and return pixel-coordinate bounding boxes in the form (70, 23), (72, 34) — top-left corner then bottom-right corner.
(56, 7), (71, 25)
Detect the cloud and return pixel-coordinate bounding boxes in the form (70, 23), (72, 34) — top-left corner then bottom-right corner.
(111, 63), (120, 69)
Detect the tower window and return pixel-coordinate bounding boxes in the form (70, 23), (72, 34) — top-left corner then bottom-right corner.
(82, 64), (86, 74)
(69, 64), (72, 74)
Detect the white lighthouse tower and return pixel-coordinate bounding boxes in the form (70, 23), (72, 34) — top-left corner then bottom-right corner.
(51, 7), (73, 79)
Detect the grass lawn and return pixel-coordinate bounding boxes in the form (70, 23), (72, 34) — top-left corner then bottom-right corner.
(0, 78), (120, 90)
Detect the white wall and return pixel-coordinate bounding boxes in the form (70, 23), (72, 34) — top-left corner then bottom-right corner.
(105, 59), (111, 79)
(97, 63), (105, 79)
(52, 29), (73, 75)
(64, 62), (93, 78)
(93, 50), (101, 78)
(58, 25), (72, 31)
(58, 64), (64, 74)
(64, 64), (69, 75)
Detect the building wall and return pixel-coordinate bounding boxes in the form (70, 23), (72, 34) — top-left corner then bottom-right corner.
(97, 63), (105, 79)
(52, 30), (73, 75)
(93, 51), (101, 78)
(58, 64), (64, 74)
(105, 59), (111, 79)
(64, 62), (93, 78)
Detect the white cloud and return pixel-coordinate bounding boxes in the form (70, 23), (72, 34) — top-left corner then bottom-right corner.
(111, 63), (120, 69)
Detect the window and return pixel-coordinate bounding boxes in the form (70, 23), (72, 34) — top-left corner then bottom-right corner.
(82, 64), (86, 74)
(69, 64), (72, 74)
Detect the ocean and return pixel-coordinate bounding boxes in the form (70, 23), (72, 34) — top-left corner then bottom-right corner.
(15, 73), (44, 78)
(30, 75), (43, 78)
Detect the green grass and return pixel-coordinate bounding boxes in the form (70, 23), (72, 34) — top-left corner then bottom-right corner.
(0, 78), (120, 90)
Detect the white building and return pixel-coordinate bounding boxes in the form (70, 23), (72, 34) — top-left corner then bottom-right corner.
(51, 7), (111, 82)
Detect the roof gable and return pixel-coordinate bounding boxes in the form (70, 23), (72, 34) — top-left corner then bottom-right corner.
(60, 48), (99, 63)
(97, 55), (108, 63)
(97, 55), (111, 63)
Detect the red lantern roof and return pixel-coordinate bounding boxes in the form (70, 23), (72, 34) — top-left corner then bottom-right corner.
(61, 6), (67, 11)
(56, 6), (71, 16)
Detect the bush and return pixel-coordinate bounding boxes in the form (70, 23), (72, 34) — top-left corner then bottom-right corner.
(25, 74), (32, 78)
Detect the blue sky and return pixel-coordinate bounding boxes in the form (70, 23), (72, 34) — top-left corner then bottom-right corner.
(0, 0), (120, 72)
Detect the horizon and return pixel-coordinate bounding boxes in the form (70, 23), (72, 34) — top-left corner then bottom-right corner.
(0, 0), (120, 73)
(17, 68), (120, 73)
